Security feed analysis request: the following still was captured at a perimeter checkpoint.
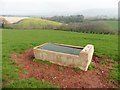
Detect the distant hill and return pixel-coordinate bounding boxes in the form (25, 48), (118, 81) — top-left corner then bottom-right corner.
(5, 18), (62, 29)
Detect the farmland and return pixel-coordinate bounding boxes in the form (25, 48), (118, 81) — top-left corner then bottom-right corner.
(91, 20), (118, 30)
(3, 17), (117, 34)
(5, 18), (62, 29)
(2, 29), (119, 88)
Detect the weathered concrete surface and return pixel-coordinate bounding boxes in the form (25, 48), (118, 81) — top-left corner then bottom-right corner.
(33, 43), (94, 71)
(79, 44), (94, 71)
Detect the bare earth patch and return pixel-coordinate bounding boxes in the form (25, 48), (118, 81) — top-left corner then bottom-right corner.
(0, 16), (28, 24)
(11, 48), (117, 88)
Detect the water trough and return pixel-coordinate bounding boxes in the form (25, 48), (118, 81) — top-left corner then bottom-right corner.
(33, 43), (94, 71)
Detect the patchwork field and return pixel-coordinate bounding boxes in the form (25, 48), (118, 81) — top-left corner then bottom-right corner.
(92, 20), (118, 31)
(2, 29), (119, 88)
(3, 17), (118, 35)
(5, 18), (62, 29)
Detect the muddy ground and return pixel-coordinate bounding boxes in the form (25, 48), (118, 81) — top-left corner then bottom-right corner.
(11, 48), (118, 88)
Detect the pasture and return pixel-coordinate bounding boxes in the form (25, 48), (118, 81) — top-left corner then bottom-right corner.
(4, 17), (118, 35)
(5, 18), (62, 29)
(93, 20), (118, 30)
(2, 29), (119, 88)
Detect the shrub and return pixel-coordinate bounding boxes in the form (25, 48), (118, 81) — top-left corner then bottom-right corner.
(58, 22), (116, 34)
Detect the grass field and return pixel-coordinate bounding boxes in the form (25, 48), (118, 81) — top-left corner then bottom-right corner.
(5, 19), (118, 35)
(102, 20), (118, 30)
(2, 29), (119, 88)
(5, 18), (62, 29)
(93, 20), (118, 30)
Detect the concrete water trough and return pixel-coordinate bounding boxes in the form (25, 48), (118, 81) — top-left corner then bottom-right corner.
(33, 43), (94, 71)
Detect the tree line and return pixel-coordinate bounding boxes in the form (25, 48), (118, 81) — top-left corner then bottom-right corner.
(43, 15), (84, 23)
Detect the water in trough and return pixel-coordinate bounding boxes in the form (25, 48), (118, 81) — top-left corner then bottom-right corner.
(40, 43), (83, 55)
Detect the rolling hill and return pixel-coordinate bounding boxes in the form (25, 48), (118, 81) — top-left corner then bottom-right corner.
(5, 18), (62, 29)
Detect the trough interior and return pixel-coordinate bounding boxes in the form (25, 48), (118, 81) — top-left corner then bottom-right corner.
(39, 43), (83, 55)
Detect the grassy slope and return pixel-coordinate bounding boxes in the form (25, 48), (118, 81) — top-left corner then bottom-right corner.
(2, 29), (119, 88)
(103, 21), (118, 30)
(18, 18), (62, 26)
(6, 18), (62, 29)
(94, 20), (118, 30)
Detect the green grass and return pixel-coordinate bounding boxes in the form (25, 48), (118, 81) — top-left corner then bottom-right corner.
(109, 63), (120, 83)
(33, 59), (51, 65)
(3, 78), (59, 88)
(2, 29), (119, 88)
(90, 20), (118, 35)
(88, 63), (96, 70)
(103, 20), (118, 30)
(18, 18), (62, 26)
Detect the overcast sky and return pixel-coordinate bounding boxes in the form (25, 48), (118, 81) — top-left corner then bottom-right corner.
(0, 0), (119, 15)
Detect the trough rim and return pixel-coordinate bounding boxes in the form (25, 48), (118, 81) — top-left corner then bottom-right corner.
(33, 43), (84, 56)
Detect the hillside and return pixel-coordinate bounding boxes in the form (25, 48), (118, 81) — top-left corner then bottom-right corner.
(89, 20), (118, 30)
(5, 18), (62, 29)
(100, 20), (118, 30)
(0, 16), (29, 26)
